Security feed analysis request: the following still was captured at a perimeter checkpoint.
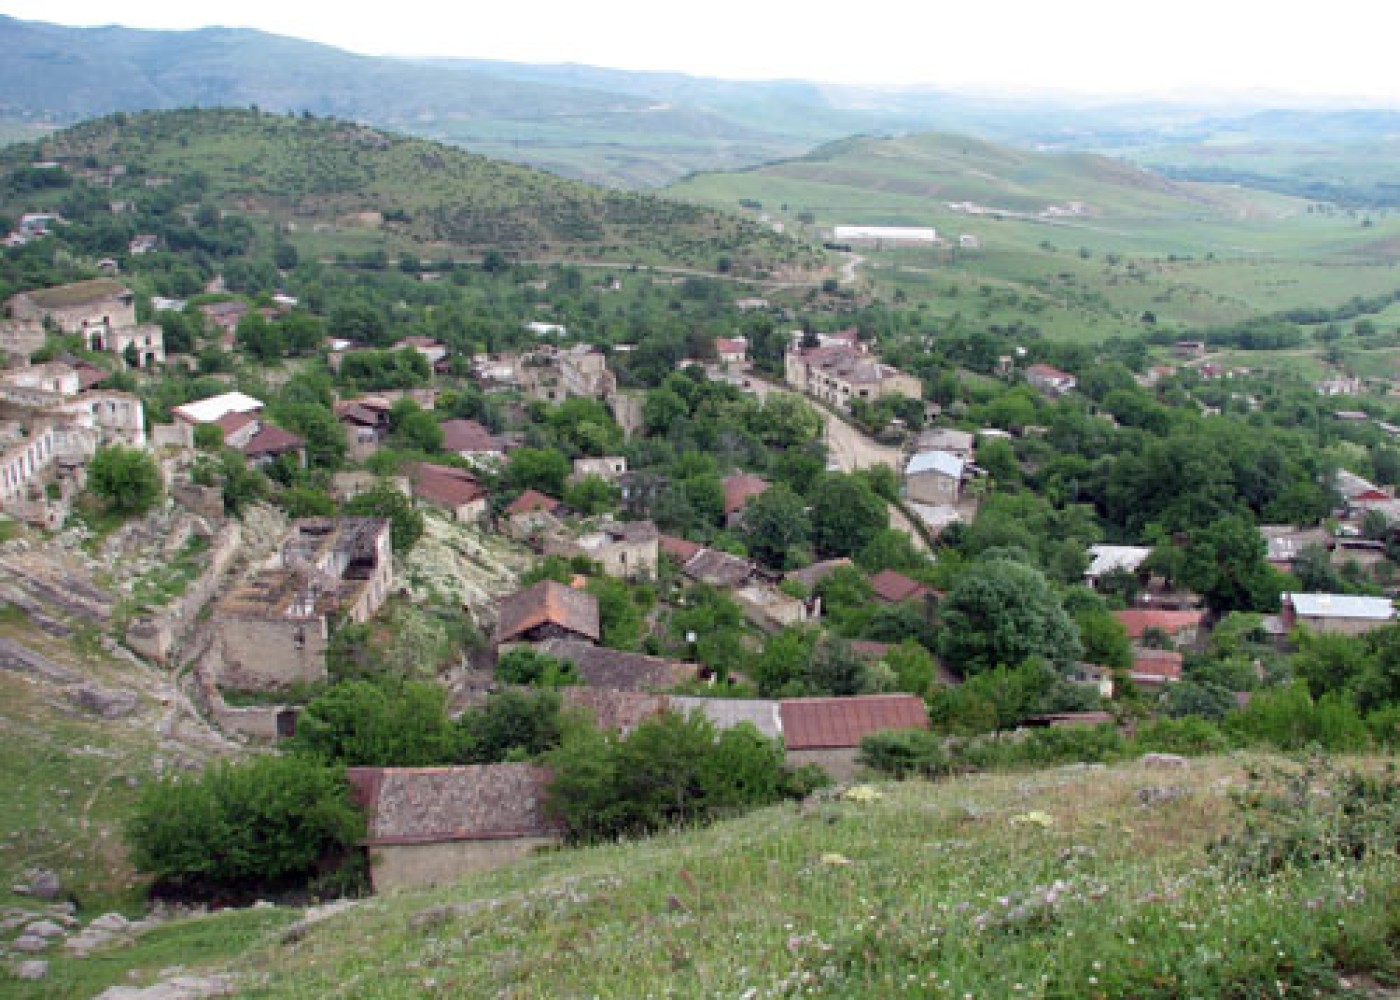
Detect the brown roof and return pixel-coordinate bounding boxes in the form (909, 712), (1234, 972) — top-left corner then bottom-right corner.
(1131, 649), (1184, 683)
(537, 639), (697, 692)
(682, 548), (755, 589)
(346, 764), (561, 845)
(1114, 609), (1205, 640)
(786, 558), (853, 591)
(441, 418), (500, 454)
(506, 489), (562, 517)
(495, 581), (600, 645)
(869, 569), (932, 604)
(561, 688), (669, 733)
(723, 474), (770, 516)
(335, 402), (385, 427)
(660, 534), (704, 563)
(779, 694), (929, 750)
(412, 462), (487, 508)
(239, 423), (303, 458)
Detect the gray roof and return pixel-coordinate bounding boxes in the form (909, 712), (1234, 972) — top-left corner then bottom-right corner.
(906, 450), (965, 479)
(670, 696), (783, 741)
(1286, 592), (1395, 621)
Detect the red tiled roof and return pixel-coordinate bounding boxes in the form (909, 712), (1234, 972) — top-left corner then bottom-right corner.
(868, 569), (931, 604)
(660, 534), (704, 563)
(1114, 609), (1205, 640)
(779, 694), (929, 750)
(1130, 649), (1184, 683)
(495, 580), (600, 645)
(441, 418), (499, 454)
(723, 474), (770, 516)
(73, 362), (111, 390)
(239, 423), (303, 458)
(506, 489), (562, 517)
(214, 411), (257, 436)
(412, 462), (487, 508)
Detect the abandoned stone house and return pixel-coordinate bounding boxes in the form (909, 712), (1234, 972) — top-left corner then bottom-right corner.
(779, 694), (930, 781)
(210, 518), (392, 692)
(544, 519), (659, 580)
(494, 580), (601, 649)
(6, 278), (165, 367)
(346, 764), (563, 892)
(518, 344), (616, 402)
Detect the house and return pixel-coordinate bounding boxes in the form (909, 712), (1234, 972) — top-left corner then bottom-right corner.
(504, 490), (567, 540)
(495, 581), (601, 648)
(1084, 545), (1153, 587)
(905, 450), (965, 504)
(715, 337), (748, 366)
(392, 336), (448, 367)
(412, 463), (488, 523)
(679, 547), (757, 589)
(536, 639), (697, 691)
(211, 519), (392, 692)
(660, 534), (705, 565)
(907, 502), (964, 537)
(779, 694), (930, 780)
(723, 474), (770, 523)
(561, 689), (670, 734)
(240, 424), (306, 469)
(669, 696), (783, 740)
(546, 519), (659, 580)
(1113, 609), (1206, 648)
(571, 456), (628, 483)
(785, 340), (922, 410)
(1282, 593), (1395, 636)
(734, 583), (813, 632)
(1070, 663), (1116, 699)
(1173, 340), (1207, 359)
(913, 428), (976, 461)
(524, 321), (568, 338)
(1317, 376), (1364, 397)
(6, 278), (163, 367)
(1130, 649), (1183, 689)
(346, 764), (562, 893)
(518, 344), (616, 402)
(1260, 525), (1331, 570)
(869, 569), (935, 605)
(441, 419), (503, 463)
(199, 300), (249, 339)
(335, 398), (392, 461)
(831, 225), (937, 248)
(1025, 364), (1076, 396)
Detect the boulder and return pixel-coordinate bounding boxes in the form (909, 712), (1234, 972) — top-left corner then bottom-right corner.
(67, 685), (139, 720)
(9, 934), (50, 953)
(89, 912), (131, 933)
(15, 959), (48, 980)
(93, 973), (237, 998)
(1140, 752), (1189, 770)
(22, 919), (66, 938)
(15, 868), (61, 899)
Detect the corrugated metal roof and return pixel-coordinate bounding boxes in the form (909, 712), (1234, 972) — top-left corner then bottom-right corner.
(779, 694), (928, 750)
(906, 450), (965, 479)
(1286, 592), (1395, 621)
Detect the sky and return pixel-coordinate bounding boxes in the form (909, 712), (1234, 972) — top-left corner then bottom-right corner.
(8, 0), (1400, 103)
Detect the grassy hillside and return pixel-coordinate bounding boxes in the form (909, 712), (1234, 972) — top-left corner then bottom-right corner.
(21, 109), (821, 274)
(13, 754), (1398, 997)
(671, 132), (1400, 339)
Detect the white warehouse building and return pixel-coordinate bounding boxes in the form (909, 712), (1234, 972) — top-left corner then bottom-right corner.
(832, 225), (938, 247)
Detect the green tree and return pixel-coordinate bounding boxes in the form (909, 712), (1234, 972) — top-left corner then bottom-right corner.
(938, 559), (1082, 674)
(883, 639), (939, 696)
(457, 689), (567, 763)
(344, 484), (424, 554)
(1175, 514), (1281, 615)
(87, 445), (161, 514)
(496, 647), (581, 688)
(507, 447), (571, 497)
(739, 483), (811, 569)
(291, 679), (457, 766)
(562, 475), (620, 516)
(809, 474), (888, 558)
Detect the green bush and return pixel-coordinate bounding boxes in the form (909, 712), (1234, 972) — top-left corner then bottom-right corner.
(126, 754), (363, 895)
(496, 647), (580, 688)
(1225, 682), (1371, 752)
(457, 689), (566, 763)
(290, 678), (457, 766)
(1131, 716), (1230, 756)
(858, 729), (951, 779)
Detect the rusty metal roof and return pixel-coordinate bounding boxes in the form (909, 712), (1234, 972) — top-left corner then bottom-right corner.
(779, 694), (928, 750)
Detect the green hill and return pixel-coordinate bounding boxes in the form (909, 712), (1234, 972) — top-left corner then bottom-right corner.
(16, 108), (820, 274)
(12, 755), (1400, 997)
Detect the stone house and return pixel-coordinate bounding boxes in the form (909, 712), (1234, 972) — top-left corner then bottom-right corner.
(868, 569), (936, 606)
(346, 764), (563, 893)
(411, 462), (489, 523)
(913, 428), (976, 461)
(904, 450), (964, 504)
(211, 518), (392, 692)
(571, 456), (628, 483)
(722, 473), (770, 526)
(734, 583), (813, 631)
(779, 694), (930, 780)
(1113, 609), (1205, 648)
(1129, 649), (1184, 689)
(785, 340), (921, 410)
(441, 418), (503, 464)
(536, 638), (697, 691)
(546, 519), (659, 580)
(1025, 364), (1077, 396)
(518, 345), (616, 402)
(715, 337), (748, 366)
(495, 581), (601, 648)
(1084, 545), (1153, 588)
(7, 278), (163, 366)
(335, 398), (392, 461)
(504, 489), (567, 541)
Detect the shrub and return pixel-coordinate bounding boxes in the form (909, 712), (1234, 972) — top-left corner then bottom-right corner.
(858, 729), (951, 779)
(457, 689), (566, 763)
(1131, 716), (1230, 756)
(496, 647), (580, 688)
(126, 754), (363, 896)
(1225, 682), (1370, 751)
(290, 679), (457, 766)
(88, 445), (162, 514)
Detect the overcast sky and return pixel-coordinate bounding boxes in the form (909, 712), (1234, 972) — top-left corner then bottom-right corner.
(9, 1), (1400, 103)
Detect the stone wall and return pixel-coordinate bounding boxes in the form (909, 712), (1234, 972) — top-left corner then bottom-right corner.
(170, 483), (224, 521)
(369, 838), (560, 894)
(786, 747), (862, 783)
(152, 422), (194, 450)
(213, 614), (328, 691)
(124, 522), (241, 666)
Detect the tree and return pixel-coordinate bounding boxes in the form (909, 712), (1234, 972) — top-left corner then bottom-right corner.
(937, 559), (1082, 674)
(1175, 514), (1281, 615)
(752, 627), (817, 696)
(496, 648), (581, 688)
(126, 754), (363, 894)
(1075, 609), (1132, 672)
(807, 637), (868, 696)
(883, 639), (939, 696)
(507, 448), (571, 497)
(389, 400), (444, 453)
(87, 445), (161, 514)
(344, 484), (423, 554)
(291, 679), (457, 766)
(809, 474), (888, 558)
(563, 475), (620, 516)
(739, 484), (811, 569)
(457, 689), (566, 763)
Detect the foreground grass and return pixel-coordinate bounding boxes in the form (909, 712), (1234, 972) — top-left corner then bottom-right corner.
(219, 754), (1398, 998)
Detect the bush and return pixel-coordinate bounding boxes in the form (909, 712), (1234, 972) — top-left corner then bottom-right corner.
(88, 445), (162, 514)
(496, 647), (580, 688)
(858, 729), (951, 779)
(290, 679), (457, 766)
(457, 689), (566, 763)
(126, 754), (363, 896)
(1225, 682), (1371, 751)
(1131, 716), (1230, 756)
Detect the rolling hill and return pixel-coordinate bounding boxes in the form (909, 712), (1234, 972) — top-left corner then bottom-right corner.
(14, 108), (821, 274)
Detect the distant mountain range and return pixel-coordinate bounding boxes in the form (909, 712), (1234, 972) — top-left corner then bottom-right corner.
(5, 15), (1400, 196)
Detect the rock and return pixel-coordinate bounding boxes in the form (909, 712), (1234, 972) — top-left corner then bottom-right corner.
(10, 935), (50, 952)
(93, 973), (237, 998)
(0, 639), (81, 685)
(15, 959), (48, 980)
(15, 868), (61, 900)
(67, 685), (140, 720)
(23, 919), (66, 938)
(90, 913), (131, 932)
(65, 929), (116, 953)
(1137, 785), (1187, 808)
(1141, 752), (1189, 770)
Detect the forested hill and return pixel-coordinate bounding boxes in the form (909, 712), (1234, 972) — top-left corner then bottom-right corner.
(15, 109), (818, 273)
